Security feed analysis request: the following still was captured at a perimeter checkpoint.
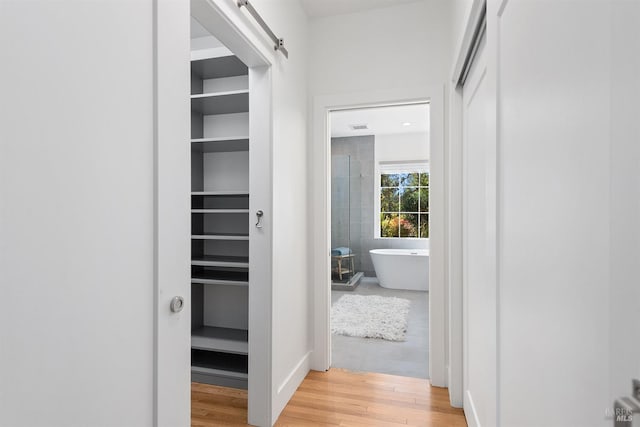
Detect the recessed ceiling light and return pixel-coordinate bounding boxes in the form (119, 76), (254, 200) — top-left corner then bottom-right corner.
(402, 122), (412, 126)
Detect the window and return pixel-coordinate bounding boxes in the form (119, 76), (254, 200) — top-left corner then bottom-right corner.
(378, 163), (429, 238)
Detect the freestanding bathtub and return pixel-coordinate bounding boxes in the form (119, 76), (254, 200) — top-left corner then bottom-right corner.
(369, 249), (429, 291)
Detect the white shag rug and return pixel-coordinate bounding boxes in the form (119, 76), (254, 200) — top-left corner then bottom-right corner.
(331, 295), (410, 342)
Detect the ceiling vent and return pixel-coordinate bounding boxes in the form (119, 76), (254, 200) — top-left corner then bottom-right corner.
(349, 123), (369, 131)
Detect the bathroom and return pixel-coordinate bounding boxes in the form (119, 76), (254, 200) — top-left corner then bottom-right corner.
(330, 103), (430, 379)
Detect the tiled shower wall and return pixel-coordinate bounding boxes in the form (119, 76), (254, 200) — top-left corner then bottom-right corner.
(331, 136), (428, 277)
(331, 136), (370, 274)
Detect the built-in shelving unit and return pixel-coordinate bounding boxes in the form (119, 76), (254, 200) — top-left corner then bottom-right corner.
(190, 50), (250, 389)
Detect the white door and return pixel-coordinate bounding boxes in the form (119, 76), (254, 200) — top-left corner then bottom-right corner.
(462, 32), (497, 427)
(609, 0), (640, 419)
(0, 1), (191, 426)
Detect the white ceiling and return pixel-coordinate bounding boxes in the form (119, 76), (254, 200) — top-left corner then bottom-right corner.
(300, 0), (423, 19)
(330, 104), (429, 138)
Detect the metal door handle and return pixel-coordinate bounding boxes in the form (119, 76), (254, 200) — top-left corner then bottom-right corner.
(255, 210), (264, 228)
(170, 296), (184, 313)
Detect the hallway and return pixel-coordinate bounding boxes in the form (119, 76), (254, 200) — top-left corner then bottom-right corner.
(192, 369), (466, 426)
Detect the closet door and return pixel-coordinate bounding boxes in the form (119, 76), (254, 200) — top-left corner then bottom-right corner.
(1, 1), (191, 426)
(462, 32), (497, 427)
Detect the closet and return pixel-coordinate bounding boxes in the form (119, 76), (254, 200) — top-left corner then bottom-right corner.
(190, 25), (251, 389)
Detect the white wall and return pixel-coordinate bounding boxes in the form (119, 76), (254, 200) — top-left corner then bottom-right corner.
(375, 132), (429, 163)
(0, 1), (156, 425)
(309, 0), (452, 95)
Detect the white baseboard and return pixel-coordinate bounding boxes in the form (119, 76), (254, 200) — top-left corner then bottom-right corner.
(271, 351), (311, 425)
(464, 390), (482, 427)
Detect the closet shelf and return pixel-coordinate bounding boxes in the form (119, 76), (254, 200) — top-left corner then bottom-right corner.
(191, 278), (249, 287)
(191, 268), (249, 286)
(191, 349), (247, 375)
(191, 277), (249, 287)
(191, 326), (248, 354)
(191, 363), (248, 391)
(191, 255), (249, 268)
(191, 209), (249, 214)
(191, 365), (248, 380)
(192, 191), (249, 196)
(191, 55), (248, 80)
(192, 234), (249, 241)
(191, 91), (249, 115)
(191, 137), (249, 153)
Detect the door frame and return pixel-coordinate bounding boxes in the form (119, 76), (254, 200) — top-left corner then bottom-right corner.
(448, 0), (488, 408)
(310, 86), (448, 387)
(155, 0), (275, 425)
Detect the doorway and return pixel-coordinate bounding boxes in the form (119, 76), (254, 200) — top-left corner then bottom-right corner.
(328, 104), (430, 378)
(310, 88), (447, 387)
(183, 3), (274, 426)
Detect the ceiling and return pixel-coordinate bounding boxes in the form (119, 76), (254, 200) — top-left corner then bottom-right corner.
(300, 0), (423, 19)
(330, 104), (429, 138)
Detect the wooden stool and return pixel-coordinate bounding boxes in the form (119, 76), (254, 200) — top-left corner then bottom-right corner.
(331, 253), (355, 281)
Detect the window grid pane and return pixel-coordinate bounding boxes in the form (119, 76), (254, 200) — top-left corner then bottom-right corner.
(399, 214), (418, 237)
(379, 172), (429, 238)
(419, 214), (429, 238)
(380, 213), (399, 237)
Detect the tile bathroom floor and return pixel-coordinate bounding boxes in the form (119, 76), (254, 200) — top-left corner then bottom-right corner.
(331, 276), (429, 379)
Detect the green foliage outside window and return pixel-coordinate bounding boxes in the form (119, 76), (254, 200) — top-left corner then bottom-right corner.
(380, 172), (429, 238)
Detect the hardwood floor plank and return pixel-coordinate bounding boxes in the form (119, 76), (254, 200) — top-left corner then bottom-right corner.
(291, 389), (421, 409)
(276, 415), (341, 427)
(191, 369), (466, 426)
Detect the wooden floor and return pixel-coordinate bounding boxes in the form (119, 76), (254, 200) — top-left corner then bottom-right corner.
(192, 369), (467, 426)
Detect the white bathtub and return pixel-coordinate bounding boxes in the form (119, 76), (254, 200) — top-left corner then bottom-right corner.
(369, 249), (429, 291)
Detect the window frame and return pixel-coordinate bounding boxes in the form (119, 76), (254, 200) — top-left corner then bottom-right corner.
(375, 161), (429, 239)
